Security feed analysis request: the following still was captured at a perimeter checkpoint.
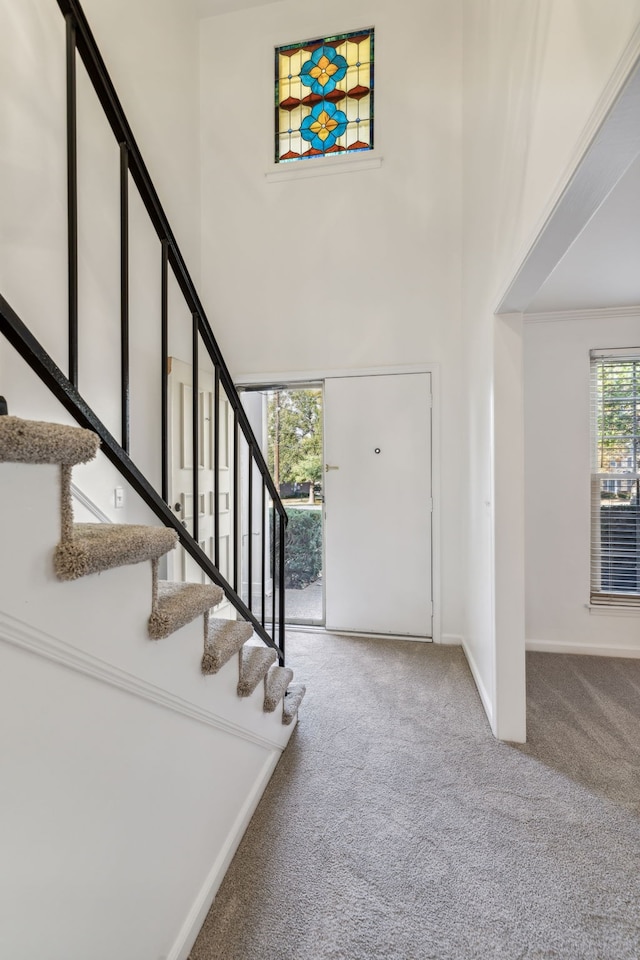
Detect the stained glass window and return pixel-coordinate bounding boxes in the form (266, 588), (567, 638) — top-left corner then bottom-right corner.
(275, 29), (374, 163)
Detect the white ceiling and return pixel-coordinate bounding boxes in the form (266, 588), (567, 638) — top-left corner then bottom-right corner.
(525, 151), (640, 313)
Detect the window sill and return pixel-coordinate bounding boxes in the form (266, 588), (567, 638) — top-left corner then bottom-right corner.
(588, 604), (640, 618)
(266, 153), (382, 183)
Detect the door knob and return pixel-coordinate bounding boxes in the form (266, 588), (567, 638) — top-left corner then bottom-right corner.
(325, 464), (340, 472)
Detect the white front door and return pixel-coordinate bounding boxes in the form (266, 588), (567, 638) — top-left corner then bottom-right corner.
(324, 373), (432, 637)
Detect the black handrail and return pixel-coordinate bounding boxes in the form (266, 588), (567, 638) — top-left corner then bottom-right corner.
(1, 0), (287, 661)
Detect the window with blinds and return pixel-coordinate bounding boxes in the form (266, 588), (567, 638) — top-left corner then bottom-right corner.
(590, 349), (640, 607)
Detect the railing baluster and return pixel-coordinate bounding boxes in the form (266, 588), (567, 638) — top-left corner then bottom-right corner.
(261, 480), (266, 627)
(161, 240), (169, 502)
(192, 313), (199, 545)
(120, 142), (130, 453)
(214, 366), (220, 568)
(271, 501), (277, 641)
(279, 512), (286, 660)
(65, 14), (78, 388)
(233, 411), (239, 593)
(247, 451), (253, 610)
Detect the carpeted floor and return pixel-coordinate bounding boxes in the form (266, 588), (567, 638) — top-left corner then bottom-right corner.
(190, 634), (640, 960)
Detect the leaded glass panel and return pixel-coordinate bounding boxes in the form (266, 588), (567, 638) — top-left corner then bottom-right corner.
(275, 29), (375, 163)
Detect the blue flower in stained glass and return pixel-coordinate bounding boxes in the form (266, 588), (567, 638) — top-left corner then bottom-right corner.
(300, 100), (347, 151)
(300, 46), (347, 95)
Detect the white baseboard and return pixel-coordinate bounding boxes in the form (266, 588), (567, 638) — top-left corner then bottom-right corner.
(169, 747), (283, 960)
(461, 639), (494, 729)
(526, 639), (640, 659)
(439, 633), (463, 646)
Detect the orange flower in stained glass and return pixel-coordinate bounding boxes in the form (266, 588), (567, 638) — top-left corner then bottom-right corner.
(300, 46), (347, 96)
(300, 101), (347, 151)
(310, 109), (338, 140)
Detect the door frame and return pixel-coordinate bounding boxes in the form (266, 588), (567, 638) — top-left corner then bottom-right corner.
(236, 363), (442, 643)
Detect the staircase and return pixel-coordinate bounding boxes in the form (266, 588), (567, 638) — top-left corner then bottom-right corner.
(0, 413), (305, 726)
(0, 1), (307, 955)
(0, 0), (296, 709)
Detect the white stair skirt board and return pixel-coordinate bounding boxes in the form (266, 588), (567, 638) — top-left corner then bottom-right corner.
(71, 482), (112, 523)
(0, 611), (293, 751)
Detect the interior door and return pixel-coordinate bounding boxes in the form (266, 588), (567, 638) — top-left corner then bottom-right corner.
(168, 357), (234, 616)
(324, 373), (432, 637)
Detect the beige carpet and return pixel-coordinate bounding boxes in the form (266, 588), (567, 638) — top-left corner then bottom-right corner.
(190, 634), (640, 960)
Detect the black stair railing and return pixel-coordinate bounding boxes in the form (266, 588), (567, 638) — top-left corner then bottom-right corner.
(0, 0), (287, 661)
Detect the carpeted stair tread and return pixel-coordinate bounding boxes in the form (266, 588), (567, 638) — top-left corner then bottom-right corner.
(54, 523), (178, 581)
(201, 619), (255, 674)
(149, 580), (224, 639)
(0, 415), (99, 465)
(282, 683), (306, 725)
(237, 646), (277, 698)
(264, 665), (294, 712)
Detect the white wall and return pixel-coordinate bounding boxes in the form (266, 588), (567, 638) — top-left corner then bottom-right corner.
(462, 0), (640, 741)
(524, 309), (640, 657)
(199, 0), (465, 642)
(81, 0), (201, 273)
(0, 0), (201, 520)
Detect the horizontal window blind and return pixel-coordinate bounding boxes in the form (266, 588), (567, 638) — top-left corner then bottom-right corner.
(590, 350), (640, 607)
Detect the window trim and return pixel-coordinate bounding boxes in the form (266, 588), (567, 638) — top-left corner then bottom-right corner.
(589, 347), (640, 609)
(265, 153), (382, 183)
(274, 28), (375, 166)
